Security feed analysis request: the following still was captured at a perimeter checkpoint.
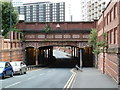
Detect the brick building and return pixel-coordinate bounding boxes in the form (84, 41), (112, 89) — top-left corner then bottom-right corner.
(97, 1), (120, 84)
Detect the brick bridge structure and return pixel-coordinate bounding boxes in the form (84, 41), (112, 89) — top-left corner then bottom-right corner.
(0, 0), (120, 85)
(16, 21), (96, 66)
(17, 22), (96, 48)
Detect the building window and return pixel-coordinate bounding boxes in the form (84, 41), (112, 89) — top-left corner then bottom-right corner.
(105, 17), (107, 26)
(114, 27), (117, 44)
(114, 4), (117, 19)
(110, 10), (112, 22)
(108, 31), (110, 44)
(110, 29), (113, 44)
(107, 14), (108, 25)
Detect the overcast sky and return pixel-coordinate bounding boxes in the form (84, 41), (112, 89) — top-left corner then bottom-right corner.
(23, 0), (82, 21)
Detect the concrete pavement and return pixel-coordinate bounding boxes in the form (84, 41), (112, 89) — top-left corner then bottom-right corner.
(71, 68), (118, 88)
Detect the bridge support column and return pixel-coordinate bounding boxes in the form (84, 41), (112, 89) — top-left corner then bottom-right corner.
(35, 48), (38, 65)
(73, 47), (76, 57)
(71, 47), (74, 57)
(74, 47), (77, 57)
(76, 48), (79, 57)
(23, 49), (26, 63)
(50, 47), (53, 57)
(48, 48), (52, 58)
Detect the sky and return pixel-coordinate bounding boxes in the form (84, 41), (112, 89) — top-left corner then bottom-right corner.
(23, 0), (82, 21)
(19, 0), (111, 21)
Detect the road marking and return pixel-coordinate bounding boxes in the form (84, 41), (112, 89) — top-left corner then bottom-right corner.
(27, 67), (46, 72)
(5, 81), (21, 88)
(63, 69), (76, 89)
(48, 70), (54, 73)
(39, 73), (44, 76)
(4, 68), (47, 88)
(27, 76), (36, 80)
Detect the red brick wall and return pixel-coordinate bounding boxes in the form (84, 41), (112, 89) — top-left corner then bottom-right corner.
(17, 22), (96, 31)
(98, 52), (119, 83)
(1, 49), (23, 62)
(105, 53), (118, 83)
(0, 36), (24, 62)
(97, 1), (120, 84)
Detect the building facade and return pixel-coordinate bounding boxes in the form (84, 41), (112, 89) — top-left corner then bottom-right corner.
(12, 0), (23, 7)
(15, 2), (65, 22)
(81, 0), (110, 21)
(97, 1), (120, 84)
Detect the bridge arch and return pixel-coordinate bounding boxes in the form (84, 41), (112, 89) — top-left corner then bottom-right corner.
(24, 43), (93, 67)
(25, 47), (36, 65)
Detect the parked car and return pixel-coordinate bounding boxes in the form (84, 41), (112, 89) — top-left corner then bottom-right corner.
(10, 61), (27, 75)
(0, 62), (13, 79)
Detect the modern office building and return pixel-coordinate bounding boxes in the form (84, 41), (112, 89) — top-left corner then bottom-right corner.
(81, 0), (110, 21)
(12, 0), (23, 7)
(15, 2), (65, 22)
(0, 0), (23, 6)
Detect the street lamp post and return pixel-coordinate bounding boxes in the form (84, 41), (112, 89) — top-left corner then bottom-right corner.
(0, 2), (2, 36)
(10, 0), (12, 62)
(0, 2), (2, 62)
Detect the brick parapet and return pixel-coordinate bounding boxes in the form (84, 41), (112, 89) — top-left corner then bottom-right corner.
(0, 37), (23, 62)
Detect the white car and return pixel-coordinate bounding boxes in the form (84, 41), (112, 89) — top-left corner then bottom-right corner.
(10, 61), (27, 75)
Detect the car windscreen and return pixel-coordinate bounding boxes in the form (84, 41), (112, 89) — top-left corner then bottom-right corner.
(10, 62), (20, 66)
(0, 63), (5, 68)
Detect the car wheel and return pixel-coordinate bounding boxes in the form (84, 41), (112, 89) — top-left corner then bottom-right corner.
(10, 72), (13, 77)
(20, 70), (22, 75)
(2, 73), (5, 79)
(24, 71), (26, 74)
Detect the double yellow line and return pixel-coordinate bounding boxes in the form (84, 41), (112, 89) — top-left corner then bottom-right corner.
(63, 69), (76, 89)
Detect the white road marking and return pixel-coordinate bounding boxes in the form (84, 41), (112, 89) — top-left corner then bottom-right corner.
(48, 70), (52, 73)
(5, 81), (21, 88)
(4, 68), (47, 88)
(39, 73), (44, 76)
(63, 69), (76, 89)
(27, 76), (36, 80)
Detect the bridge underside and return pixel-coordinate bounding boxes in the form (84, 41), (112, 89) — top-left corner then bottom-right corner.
(23, 41), (93, 68)
(23, 41), (88, 49)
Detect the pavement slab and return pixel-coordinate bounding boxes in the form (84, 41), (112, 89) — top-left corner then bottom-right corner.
(71, 68), (118, 88)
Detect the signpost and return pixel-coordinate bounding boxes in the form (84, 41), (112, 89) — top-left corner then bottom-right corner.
(75, 48), (83, 72)
(80, 49), (83, 71)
